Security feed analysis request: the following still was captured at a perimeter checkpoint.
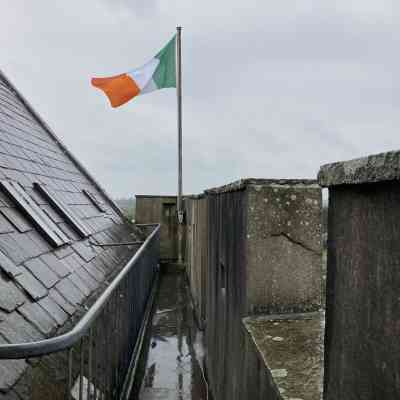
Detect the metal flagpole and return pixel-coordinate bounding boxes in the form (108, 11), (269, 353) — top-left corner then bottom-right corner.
(176, 26), (184, 264)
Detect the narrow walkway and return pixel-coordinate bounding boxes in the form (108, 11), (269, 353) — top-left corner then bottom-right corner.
(139, 272), (208, 400)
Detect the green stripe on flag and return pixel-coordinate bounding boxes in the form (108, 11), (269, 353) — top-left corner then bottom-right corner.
(154, 34), (176, 89)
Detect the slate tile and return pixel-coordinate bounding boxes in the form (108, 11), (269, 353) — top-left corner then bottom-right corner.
(61, 253), (83, 273)
(23, 259), (58, 289)
(41, 205), (63, 223)
(82, 260), (105, 283)
(48, 289), (75, 316)
(15, 269), (47, 301)
(72, 241), (95, 263)
(40, 253), (71, 278)
(0, 312), (43, 343)
(26, 231), (51, 255)
(0, 213), (15, 234)
(0, 250), (20, 278)
(53, 245), (74, 260)
(18, 302), (57, 336)
(76, 266), (100, 290)
(0, 279), (26, 312)
(68, 273), (91, 297)
(0, 350), (26, 393)
(55, 277), (85, 306)
(38, 296), (68, 326)
(57, 222), (80, 242)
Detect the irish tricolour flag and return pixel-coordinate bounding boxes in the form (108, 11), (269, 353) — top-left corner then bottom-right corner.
(91, 35), (176, 108)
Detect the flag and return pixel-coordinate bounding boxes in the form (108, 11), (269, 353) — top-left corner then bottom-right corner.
(91, 35), (176, 108)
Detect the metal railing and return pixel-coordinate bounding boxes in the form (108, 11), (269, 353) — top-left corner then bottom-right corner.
(0, 224), (160, 400)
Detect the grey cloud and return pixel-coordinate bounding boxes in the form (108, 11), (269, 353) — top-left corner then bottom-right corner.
(1, 0), (400, 197)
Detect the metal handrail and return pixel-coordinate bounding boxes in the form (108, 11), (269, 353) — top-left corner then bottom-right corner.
(0, 223), (160, 360)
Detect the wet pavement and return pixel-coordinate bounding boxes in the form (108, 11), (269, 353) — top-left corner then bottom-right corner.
(139, 272), (208, 400)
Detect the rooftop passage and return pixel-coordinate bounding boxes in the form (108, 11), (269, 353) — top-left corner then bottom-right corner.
(139, 271), (208, 400)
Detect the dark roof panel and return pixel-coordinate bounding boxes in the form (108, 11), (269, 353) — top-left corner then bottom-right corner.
(48, 288), (75, 316)
(37, 296), (68, 326)
(15, 269), (48, 301)
(23, 259), (59, 289)
(40, 253), (71, 279)
(0, 280), (26, 313)
(34, 183), (91, 238)
(18, 302), (57, 336)
(55, 277), (85, 306)
(0, 208), (32, 233)
(0, 250), (20, 278)
(0, 180), (69, 247)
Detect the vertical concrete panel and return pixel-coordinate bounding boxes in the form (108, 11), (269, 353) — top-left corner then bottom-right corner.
(324, 183), (400, 400)
(319, 151), (400, 400)
(245, 183), (322, 314)
(136, 196), (178, 261)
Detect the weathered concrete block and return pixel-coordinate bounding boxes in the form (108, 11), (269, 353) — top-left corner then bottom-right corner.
(319, 150), (400, 400)
(245, 182), (322, 314)
(136, 195), (179, 261)
(242, 312), (324, 400)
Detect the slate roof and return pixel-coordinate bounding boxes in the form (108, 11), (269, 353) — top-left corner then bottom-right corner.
(0, 70), (145, 396)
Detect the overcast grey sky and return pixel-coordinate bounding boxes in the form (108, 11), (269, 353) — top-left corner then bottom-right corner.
(1, 1), (399, 197)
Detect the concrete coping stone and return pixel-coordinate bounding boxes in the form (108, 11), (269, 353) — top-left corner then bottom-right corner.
(205, 178), (318, 195)
(135, 195), (178, 199)
(318, 150), (400, 187)
(243, 311), (324, 400)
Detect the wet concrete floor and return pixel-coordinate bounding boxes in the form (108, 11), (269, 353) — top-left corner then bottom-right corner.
(139, 272), (208, 400)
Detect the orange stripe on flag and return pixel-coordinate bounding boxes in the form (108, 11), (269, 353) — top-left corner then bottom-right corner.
(91, 74), (140, 108)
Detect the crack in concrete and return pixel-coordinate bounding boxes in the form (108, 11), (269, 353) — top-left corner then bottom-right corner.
(270, 232), (321, 255)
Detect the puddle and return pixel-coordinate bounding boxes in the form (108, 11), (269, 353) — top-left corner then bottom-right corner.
(139, 272), (208, 400)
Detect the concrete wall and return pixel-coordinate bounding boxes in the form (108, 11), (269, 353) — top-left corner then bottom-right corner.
(183, 179), (322, 400)
(185, 195), (208, 327)
(136, 195), (178, 261)
(245, 183), (322, 314)
(319, 151), (400, 400)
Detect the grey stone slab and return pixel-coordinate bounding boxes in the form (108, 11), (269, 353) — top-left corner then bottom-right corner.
(0, 250), (20, 278)
(48, 288), (75, 316)
(0, 356), (26, 393)
(53, 245), (74, 259)
(18, 302), (57, 335)
(0, 213), (15, 234)
(75, 267), (98, 291)
(0, 207), (32, 233)
(68, 272), (91, 297)
(205, 178), (318, 194)
(38, 296), (68, 326)
(72, 241), (95, 262)
(243, 313), (324, 400)
(61, 253), (83, 272)
(318, 150), (400, 187)
(0, 279), (26, 312)
(40, 252), (71, 278)
(15, 269), (48, 301)
(82, 261), (105, 283)
(0, 312), (43, 342)
(55, 277), (85, 306)
(23, 258), (59, 289)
